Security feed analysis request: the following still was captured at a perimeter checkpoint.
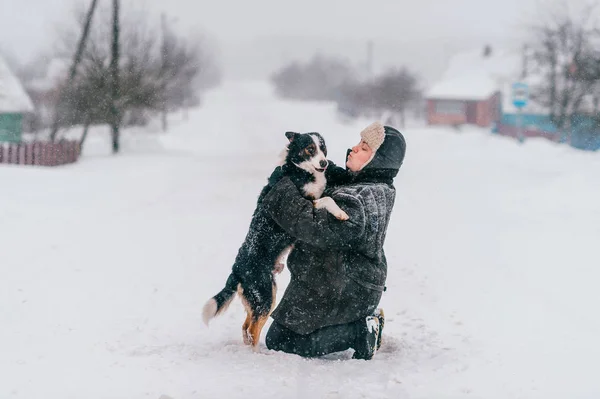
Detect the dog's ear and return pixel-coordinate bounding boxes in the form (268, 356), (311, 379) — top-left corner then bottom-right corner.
(285, 131), (299, 142)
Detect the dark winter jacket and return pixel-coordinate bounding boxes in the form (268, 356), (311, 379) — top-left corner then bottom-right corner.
(262, 126), (406, 335)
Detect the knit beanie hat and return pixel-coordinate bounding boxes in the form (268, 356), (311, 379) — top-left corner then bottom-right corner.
(360, 122), (386, 152)
(358, 122), (386, 169)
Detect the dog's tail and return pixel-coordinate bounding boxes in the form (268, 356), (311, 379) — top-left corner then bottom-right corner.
(202, 272), (239, 326)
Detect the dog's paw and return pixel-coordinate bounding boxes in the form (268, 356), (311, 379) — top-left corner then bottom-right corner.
(243, 329), (252, 345)
(313, 197), (330, 209)
(335, 210), (349, 221)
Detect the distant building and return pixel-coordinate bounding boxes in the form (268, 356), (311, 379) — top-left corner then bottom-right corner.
(0, 55), (34, 142)
(425, 46), (600, 150)
(424, 47), (518, 128)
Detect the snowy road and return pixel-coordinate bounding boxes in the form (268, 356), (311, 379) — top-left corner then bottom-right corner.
(2, 81), (600, 398)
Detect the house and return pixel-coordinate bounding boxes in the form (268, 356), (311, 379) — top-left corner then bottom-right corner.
(0, 55), (34, 142)
(425, 47), (521, 128)
(426, 46), (600, 150)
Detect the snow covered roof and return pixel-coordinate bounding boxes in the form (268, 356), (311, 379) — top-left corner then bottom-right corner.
(426, 74), (498, 101)
(426, 48), (521, 101)
(0, 55), (34, 113)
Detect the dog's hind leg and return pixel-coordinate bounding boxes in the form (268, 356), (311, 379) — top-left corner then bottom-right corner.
(248, 314), (270, 351)
(239, 289), (254, 346)
(242, 311), (252, 345)
(247, 282), (278, 350)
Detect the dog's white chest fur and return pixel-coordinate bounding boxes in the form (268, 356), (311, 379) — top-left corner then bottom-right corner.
(302, 172), (326, 199)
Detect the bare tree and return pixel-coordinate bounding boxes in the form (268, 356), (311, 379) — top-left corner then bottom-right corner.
(46, 3), (220, 151)
(371, 68), (421, 128)
(335, 67), (421, 125)
(529, 3), (600, 143)
(158, 20), (215, 129)
(271, 55), (356, 101)
(49, 0), (99, 142)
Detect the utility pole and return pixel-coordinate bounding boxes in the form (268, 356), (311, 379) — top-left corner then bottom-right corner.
(521, 44), (528, 79)
(109, 0), (121, 153)
(366, 40), (373, 78)
(161, 13), (168, 132)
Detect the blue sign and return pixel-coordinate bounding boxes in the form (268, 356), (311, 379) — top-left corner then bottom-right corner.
(512, 82), (529, 108)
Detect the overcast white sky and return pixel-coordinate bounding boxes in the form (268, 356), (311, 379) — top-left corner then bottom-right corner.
(0, 0), (588, 83)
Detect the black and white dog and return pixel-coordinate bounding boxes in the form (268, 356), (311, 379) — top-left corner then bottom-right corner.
(202, 131), (348, 348)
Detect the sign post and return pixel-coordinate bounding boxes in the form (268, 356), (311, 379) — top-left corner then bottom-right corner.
(512, 82), (529, 143)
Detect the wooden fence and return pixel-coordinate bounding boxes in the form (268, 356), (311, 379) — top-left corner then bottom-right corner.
(0, 141), (81, 167)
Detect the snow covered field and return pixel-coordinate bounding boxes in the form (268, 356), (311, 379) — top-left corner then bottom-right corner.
(2, 81), (600, 399)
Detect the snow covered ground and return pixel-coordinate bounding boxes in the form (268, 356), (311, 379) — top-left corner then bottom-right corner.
(2, 81), (600, 399)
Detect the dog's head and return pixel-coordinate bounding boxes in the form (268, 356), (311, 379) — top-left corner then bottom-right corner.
(283, 131), (328, 173)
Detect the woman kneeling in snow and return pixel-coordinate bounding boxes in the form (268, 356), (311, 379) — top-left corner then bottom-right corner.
(262, 122), (406, 360)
